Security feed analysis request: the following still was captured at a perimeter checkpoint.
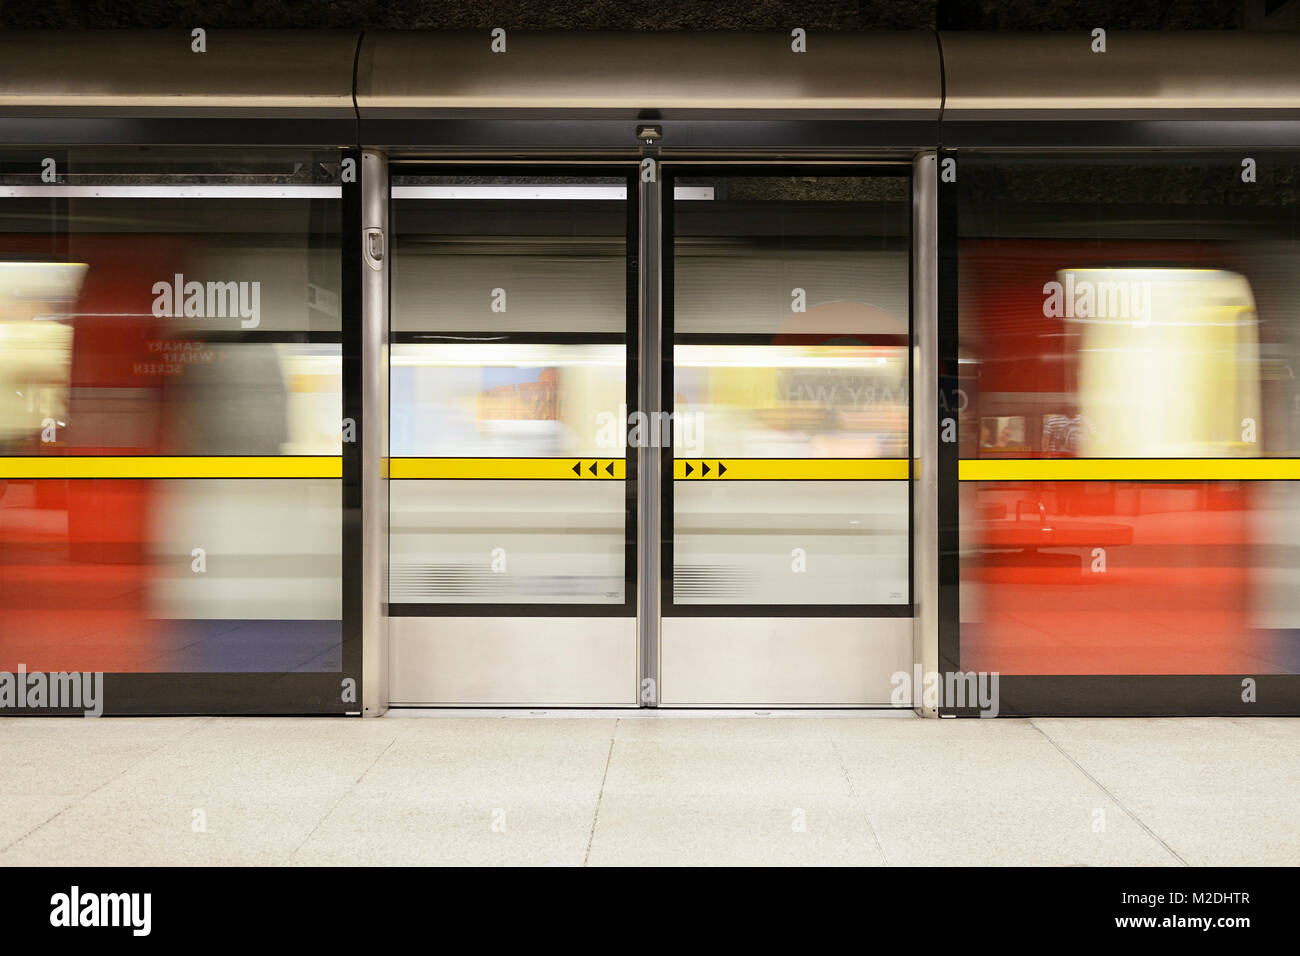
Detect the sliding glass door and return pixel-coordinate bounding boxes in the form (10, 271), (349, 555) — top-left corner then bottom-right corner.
(387, 169), (638, 705)
(384, 163), (916, 708)
(658, 167), (914, 706)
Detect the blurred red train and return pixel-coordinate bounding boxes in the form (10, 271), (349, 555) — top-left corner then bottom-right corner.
(958, 238), (1300, 676)
(0, 226), (342, 675)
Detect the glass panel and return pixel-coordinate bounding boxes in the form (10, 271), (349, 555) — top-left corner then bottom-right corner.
(960, 480), (1300, 676)
(670, 172), (911, 607)
(390, 175), (631, 608)
(391, 175), (628, 334)
(675, 480), (908, 605)
(957, 152), (1300, 676)
(0, 148), (344, 678)
(391, 481), (625, 604)
(674, 343), (908, 458)
(391, 342), (624, 458)
(674, 176), (908, 336)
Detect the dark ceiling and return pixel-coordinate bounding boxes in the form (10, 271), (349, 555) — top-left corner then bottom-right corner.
(0, 0), (1276, 31)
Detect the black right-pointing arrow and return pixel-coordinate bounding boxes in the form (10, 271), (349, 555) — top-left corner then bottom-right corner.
(718, 462), (727, 477)
(684, 462), (694, 477)
(702, 462), (711, 477)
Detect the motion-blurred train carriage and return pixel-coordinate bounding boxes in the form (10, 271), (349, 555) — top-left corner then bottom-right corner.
(0, 181), (344, 675)
(959, 220), (1300, 676)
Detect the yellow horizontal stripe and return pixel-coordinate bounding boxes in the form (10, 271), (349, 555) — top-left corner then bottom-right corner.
(391, 457), (626, 480)
(959, 458), (1300, 482)
(0, 456), (341, 479)
(673, 458), (909, 481)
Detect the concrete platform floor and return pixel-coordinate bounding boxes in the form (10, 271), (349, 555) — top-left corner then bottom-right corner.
(0, 715), (1295, 866)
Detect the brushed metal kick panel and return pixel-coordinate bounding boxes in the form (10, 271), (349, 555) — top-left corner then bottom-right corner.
(390, 616), (638, 707)
(659, 617), (912, 707)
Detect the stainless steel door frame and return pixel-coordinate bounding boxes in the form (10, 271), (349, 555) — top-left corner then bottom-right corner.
(362, 149), (391, 717)
(364, 154), (934, 712)
(911, 151), (940, 717)
(638, 155), (663, 707)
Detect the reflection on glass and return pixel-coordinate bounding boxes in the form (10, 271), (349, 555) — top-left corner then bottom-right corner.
(391, 343), (625, 458)
(390, 481), (625, 604)
(961, 480), (1300, 676)
(0, 156), (343, 677)
(675, 481), (907, 605)
(673, 175), (909, 337)
(393, 246), (626, 335)
(150, 478), (341, 621)
(392, 179), (627, 334)
(0, 216), (341, 457)
(957, 153), (1300, 677)
(674, 250), (909, 336)
(389, 177), (632, 608)
(162, 343), (341, 455)
(674, 344), (907, 458)
(670, 174), (911, 607)
(0, 478), (341, 673)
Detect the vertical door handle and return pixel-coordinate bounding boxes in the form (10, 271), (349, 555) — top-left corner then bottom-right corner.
(364, 227), (385, 270)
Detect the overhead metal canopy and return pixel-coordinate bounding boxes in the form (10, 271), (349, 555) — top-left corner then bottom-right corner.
(355, 31), (943, 153)
(356, 31), (941, 116)
(942, 31), (1300, 118)
(940, 31), (1300, 147)
(0, 30), (1298, 149)
(0, 30), (360, 144)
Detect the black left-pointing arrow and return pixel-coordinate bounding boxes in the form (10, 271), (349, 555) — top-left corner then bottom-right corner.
(605, 462), (615, 476)
(572, 462), (582, 476)
(588, 461), (598, 476)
